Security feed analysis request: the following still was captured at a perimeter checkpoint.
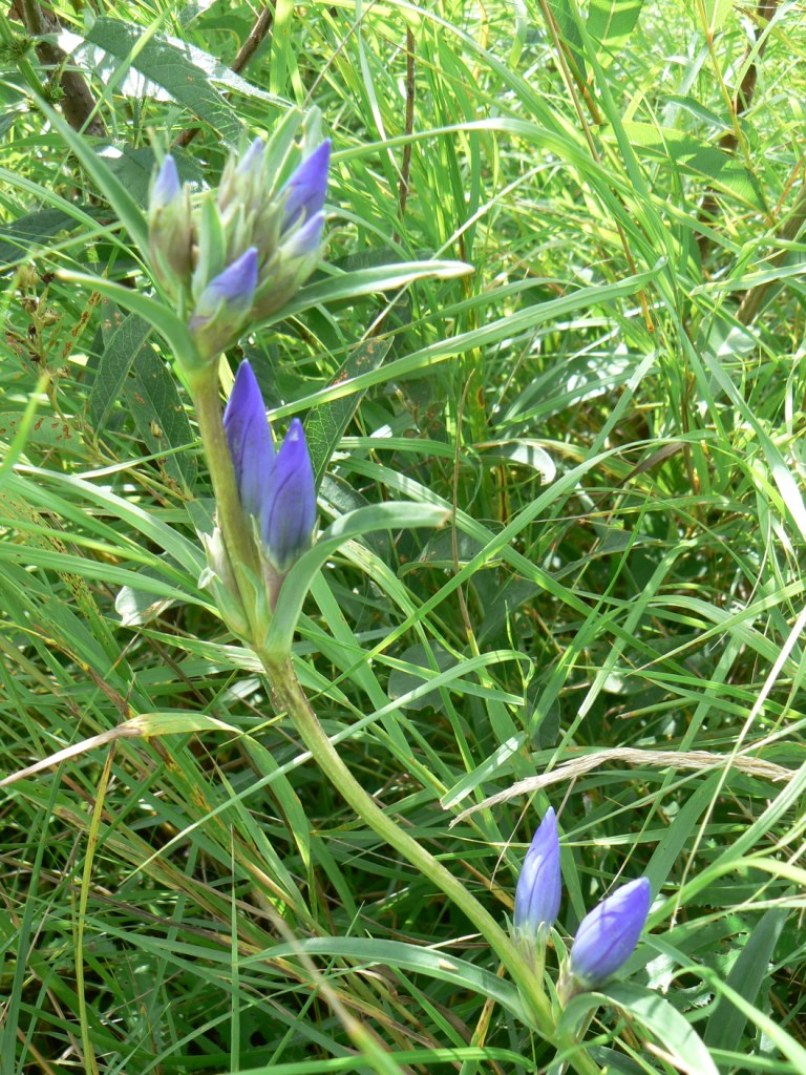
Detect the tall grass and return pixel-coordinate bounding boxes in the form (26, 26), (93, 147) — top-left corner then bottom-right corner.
(0, 1), (804, 1072)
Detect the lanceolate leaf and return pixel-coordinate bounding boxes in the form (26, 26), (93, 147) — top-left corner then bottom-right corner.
(263, 503), (448, 654)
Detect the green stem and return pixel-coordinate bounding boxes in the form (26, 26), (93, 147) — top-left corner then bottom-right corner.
(186, 358), (265, 636)
(260, 653), (593, 1062)
(185, 349), (600, 1073)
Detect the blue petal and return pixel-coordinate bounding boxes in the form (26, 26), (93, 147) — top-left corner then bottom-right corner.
(151, 155), (180, 211)
(237, 137), (265, 178)
(206, 247), (259, 307)
(281, 140), (331, 231)
(282, 211), (325, 259)
(262, 418), (316, 570)
(570, 877), (651, 985)
(223, 360), (275, 521)
(513, 807), (561, 936)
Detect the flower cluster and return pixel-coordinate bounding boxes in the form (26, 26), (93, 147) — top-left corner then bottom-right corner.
(223, 360), (316, 590)
(513, 808), (651, 1000)
(147, 123), (330, 363)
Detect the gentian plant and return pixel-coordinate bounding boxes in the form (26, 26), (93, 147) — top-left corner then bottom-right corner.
(54, 96), (627, 1072)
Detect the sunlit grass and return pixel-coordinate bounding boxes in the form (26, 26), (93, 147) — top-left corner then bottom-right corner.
(0, 0), (804, 1072)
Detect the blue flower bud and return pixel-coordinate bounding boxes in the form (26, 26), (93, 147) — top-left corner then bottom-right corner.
(569, 877), (651, 988)
(151, 154), (181, 211)
(283, 210), (325, 258)
(281, 139), (331, 231)
(188, 246), (258, 345)
(237, 137), (265, 179)
(513, 807), (562, 942)
(262, 418), (316, 571)
(148, 154), (193, 292)
(223, 360), (275, 523)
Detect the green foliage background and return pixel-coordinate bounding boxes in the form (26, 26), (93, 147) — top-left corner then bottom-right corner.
(0, 0), (804, 1072)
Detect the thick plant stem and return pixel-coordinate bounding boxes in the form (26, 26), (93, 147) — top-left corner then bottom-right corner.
(261, 652), (600, 1070)
(187, 360), (263, 629)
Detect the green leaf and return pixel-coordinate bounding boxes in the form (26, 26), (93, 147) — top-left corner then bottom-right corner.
(704, 908), (788, 1052)
(700, 969), (806, 1071)
(34, 98), (149, 258)
(0, 409), (83, 459)
(387, 643), (456, 713)
(263, 503), (449, 654)
(263, 260), (473, 325)
(588, 0), (645, 64)
(58, 270), (195, 361)
(89, 312), (153, 430)
(304, 337), (393, 487)
(240, 936), (527, 1023)
(702, 0), (735, 32)
(552, 1), (587, 82)
(0, 208), (91, 269)
(83, 18), (242, 143)
(124, 337), (197, 490)
(563, 983), (719, 1075)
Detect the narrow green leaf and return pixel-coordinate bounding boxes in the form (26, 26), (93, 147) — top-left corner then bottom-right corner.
(262, 260), (473, 326)
(704, 908), (788, 1051)
(701, 969), (806, 1071)
(89, 312), (153, 430)
(263, 503), (449, 654)
(35, 98), (149, 257)
(240, 936), (526, 1023)
(564, 983), (719, 1075)
(124, 339), (197, 490)
(304, 337), (393, 486)
(58, 270), (194, 360)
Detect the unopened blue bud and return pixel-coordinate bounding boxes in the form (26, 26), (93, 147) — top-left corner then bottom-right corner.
(262, 418), (316, 571)
(190, 247), (259, 332)
(569, 877), (651, 987)
(513, 807), (561, 942)
(237, 137), (265, 178)
(281, 140), (331, 231)
(223, 360), (275, 522)
(283, 210), (325, 258)
(148, 154), (193, 292)
(151, 154), (181, 211)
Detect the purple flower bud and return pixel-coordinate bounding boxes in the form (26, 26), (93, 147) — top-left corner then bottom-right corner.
(513, 808), (562, 941)
(223, 360), (275, 522)
(205, 247), (259, 309)
(281, 140), (331, 231)
(151, 154), (181, 211)
(262, 418), (316, 571)
(569, 877), (651, 987)
(282, 210), (325, 259)
(237, 137), (265, 178)
(189, 247), (259, 333)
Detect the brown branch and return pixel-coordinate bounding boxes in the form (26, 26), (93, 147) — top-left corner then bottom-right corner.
(174, 3), (274, 150)
(696, 0), (780, 258)
(14, 0), (105, 134)
(737, 176), (806, 325)
(232, 4), (273, 73)
(398, 26), (415, 222)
